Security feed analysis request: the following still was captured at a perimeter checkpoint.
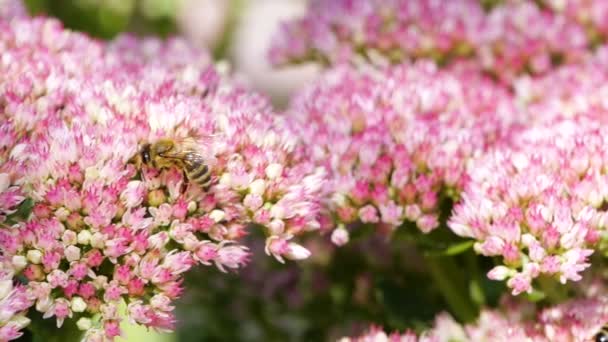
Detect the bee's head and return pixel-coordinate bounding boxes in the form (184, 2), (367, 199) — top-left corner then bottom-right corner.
(140, 143), (152, 164)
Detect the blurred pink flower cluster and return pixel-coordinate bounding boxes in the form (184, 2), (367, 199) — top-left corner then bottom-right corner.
(288, 61), (520, 243)
(514, 45), (608, 124)
(536, 0), (608, 39)
(342, 289), (608, 341)
(0, 8), (323, 341)
(269, 0), (593, 81)
(449, 116), (608, 294)
(449, 51), (608, 295)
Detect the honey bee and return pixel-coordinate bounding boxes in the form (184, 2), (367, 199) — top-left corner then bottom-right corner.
(596, 325), (608, 342)
(132, 137), (212, 190)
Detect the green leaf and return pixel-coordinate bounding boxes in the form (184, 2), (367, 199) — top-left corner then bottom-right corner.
(5, 197), (34, 225)
(443, 240), (474, 256)
(523, 289), (546, 302)
(468, 279), (485, 307)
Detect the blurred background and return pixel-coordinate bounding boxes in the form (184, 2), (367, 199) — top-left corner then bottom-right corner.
(16, 1), (503, 341)
(23, 0), (319, 108)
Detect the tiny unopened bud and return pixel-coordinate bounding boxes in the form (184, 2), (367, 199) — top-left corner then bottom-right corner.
(12, 315), (31, 330)
(268, 219), (285, 235)
(27, 250), (42, 264)
(12, 255), (27, 271)
(76, 317), (92, 331)
(90, 232), (105, 249)
(71, 296), (87, 312)
(93, 275), (108, 289)
(147, 189), (166, 207)
(249, 179), (266, 195)
(62, 230), (77, 245)
(285, 243), (311, 260)
(265, 163), (283, 179)
(65, 245), (81, 262)
(55, 207), (70, 221)
(209, 209), (225, 222)
(487, 266), (512, 281)
(219, 173), (231, 186)
(331, 226), (350, 246)
(270, 205), (285, 220)
(0, 280), (12, 300)
(187, 201), (197, 213)
(77, 230), (92, 245)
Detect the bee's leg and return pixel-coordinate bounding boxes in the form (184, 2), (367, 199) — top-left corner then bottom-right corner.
(181, 170), (190, 193)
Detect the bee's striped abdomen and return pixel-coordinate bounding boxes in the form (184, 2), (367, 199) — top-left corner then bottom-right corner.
(187, 164), (211, 188)
(185, 153), (212, 189)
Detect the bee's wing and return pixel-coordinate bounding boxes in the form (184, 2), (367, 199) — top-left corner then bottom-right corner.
(158, 137), (204, 162)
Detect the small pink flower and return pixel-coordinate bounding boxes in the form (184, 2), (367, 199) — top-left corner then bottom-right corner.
(358, 205), (379, 224)
(214, 244), (249, 272)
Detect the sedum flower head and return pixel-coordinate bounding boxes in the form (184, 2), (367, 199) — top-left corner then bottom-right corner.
(0, 9), (323, 341)
(269, 0), (589, 81)
(0, 259), (32, 341)
(450, 115), (608, 295)
(342, 292), (608, 341)
(288, 61), (519, 240)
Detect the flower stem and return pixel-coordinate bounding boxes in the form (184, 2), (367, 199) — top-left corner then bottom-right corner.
(536, 275), (569, 305)
(424, 255), (479, 323)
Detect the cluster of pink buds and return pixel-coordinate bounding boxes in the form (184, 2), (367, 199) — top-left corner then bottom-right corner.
(0, 258), (32, 341)
(269, 0), (589, 81)
(342, 291), (608, 341)
(0, 8), (323, 341)
(269, 0), (483, 66)
(288, 61), (520, 244)
(449, 114), (608, 295)
(513, 45), (608, 124)
(534, 0), (608, 40)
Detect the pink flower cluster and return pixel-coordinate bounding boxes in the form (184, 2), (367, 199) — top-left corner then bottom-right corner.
(288, 61), (519, 242)
(0, 259), (32, 341)
(514, 46), (608, 124)
(536, 0), (608, 40)
(269, 0), (483, 65)
(449, 114), (608, 294)
(342, 293), (608, 341)
(0, 10), (323, 342)
(269, 0), (590, 80)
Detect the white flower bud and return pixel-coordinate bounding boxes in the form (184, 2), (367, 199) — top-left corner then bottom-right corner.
(268, 219), (285, 235)
(487, 266), (512, 281)
(90, 232), (105, 249)
(219, 172), (231, 186)
(77, 230), (92, 245)
(27, 250), (42, 264)
(187, 201), (197, 213)
(65, 245), (81, 262)
(270, 204), (285, 220)
(0, 279), (12, 300)
(209, 209), (225, 222)
(71, 297), (87, 312)
(284, 243), (311, 260)
(76, 317), (92, 331)
(11, 255), (27, 271)
(36, 297), (52, 312)
(0, 173), (8, 192)
(54, 207), (70, 221)
(62, 230), (77, 245)
(331, 193), (347, 207)
(249, 179), (266, 196)
(265, 163), (283, 179)
(331, 226), (350, 246)
(11, 315), (31, 330)
(93, 275), (108, 289)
